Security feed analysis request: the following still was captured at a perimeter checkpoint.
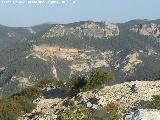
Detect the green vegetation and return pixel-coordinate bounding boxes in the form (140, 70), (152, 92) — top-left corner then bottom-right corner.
(0, 69), (120, 120)
(0, 80), (47, 120)
(0, 95), (36, 120)
(143, 95), (160, 110)
(64, 67), (114, 95)
(0, 79), (64, 120)
(103, 102), (122, 120)
(104, 112), (121, 120)
(57, 105), (95, 120)
(64, 74), (87, 93)
(93, 102), (122, 120)
(0, 98), (21, 120)
(2, 20), (160, 97)
(13, 86), (41, 99)
(88, 67), (114, 88)
(57, 102), (121, 120)
(36, 79), (63, 88)
(12, 96), (36, 113)
(62, 99), (75, 107)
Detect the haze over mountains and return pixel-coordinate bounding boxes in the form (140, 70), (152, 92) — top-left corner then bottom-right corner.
(1, 19), (160, 96)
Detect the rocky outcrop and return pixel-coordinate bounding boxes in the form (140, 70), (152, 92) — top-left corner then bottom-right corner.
(8, 32), (16, 37)
(139, 109), (160, 120)
(42, 21), (119, 38)
(32, 44), (78, 61)
(131, 23), (160, 37)
(19, 80), (160, 120)
(122, 52), (142, 73)
(30, 44), (111, 75)
(27, 44), (148, 78)
(0, 65), (5, 73)
(79, 80), (160, 108)
(123, 109), (160, 120)
(14, 76), (31, 89)
(25, 27), (36, 34)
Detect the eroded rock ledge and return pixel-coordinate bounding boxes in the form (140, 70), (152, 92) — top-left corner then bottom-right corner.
(42, 21), (119, 39)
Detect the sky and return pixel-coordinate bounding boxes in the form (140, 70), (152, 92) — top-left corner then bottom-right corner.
(0, 0), (159, 27)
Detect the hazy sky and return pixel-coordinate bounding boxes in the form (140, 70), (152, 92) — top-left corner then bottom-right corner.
(0, 0), (159, 27)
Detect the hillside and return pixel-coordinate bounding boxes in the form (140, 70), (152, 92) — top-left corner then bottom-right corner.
(1, 65), (160, 120)
(1, 19), (160, 96)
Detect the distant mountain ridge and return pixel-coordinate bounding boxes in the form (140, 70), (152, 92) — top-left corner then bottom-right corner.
(1, 19), (160, 96)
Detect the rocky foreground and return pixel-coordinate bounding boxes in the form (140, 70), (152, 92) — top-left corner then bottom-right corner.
(19, 80), (160, 120)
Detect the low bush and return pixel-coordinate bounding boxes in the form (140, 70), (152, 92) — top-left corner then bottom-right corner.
(11, 96), (36, 113)
(13, 86), (41, 99)
(104, 111), (121, 120)
(64, 74), (87, 93)
(0, 84), (42, 120)
(105, 102), (120, 112)
(0, 98), (21, 120)
(36, 79), (64, 88)
(62, 99), (75, 107)
(57, 102), (121, 120)
(36, 79), (52, 88)
(64, 67), (115, 95)
(143, 95), (160, 110)
(88, 67), (114, 88)
(57, 105), (94, 120)
(0, 96), (36, 120)
(95, 102), (122, 120)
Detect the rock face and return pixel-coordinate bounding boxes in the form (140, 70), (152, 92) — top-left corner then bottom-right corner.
(27, 44), (145, 79)
(42, 21), (119, 38)
(32, 44), (78, 61)
(30, 44), (111, 75)
(131, 23), (160, 37)
(122, 52), (142, 73)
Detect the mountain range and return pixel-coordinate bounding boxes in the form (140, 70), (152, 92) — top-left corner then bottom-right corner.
(1, 19), (160, 96)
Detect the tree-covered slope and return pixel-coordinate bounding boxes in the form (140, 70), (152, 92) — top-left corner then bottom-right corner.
(1, 19), (160, 96)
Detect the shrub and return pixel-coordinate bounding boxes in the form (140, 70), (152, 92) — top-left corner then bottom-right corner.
(0, 96), (36, 120)
(143, 95), (160, 110)
(36, 79), (64, 88)
(57, 105), (95, 120)
(105, 102), (120, 112)
(0, 81), (44, 120)
(36, 79), (51, 88)
(105, 111), (121, 120)
(58, 103), (121, 120)
(11, 96), (36, 113)
(64, 67), (114, 95)
(89, 67), (114, 88)
(65, 74), (87, 93)
(0, 98), (21, 120)
(13, 86), (41, 99)
(95, 102), (122, 120)
(62, 99), (75, 107)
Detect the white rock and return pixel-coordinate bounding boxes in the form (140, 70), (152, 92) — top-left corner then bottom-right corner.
(92, 104), (98, 109)
(139, 109), (160, 120)
(87, 102), (92, 108)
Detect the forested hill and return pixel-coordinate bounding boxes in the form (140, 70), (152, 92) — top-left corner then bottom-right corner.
(1, 19), (160, 96)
